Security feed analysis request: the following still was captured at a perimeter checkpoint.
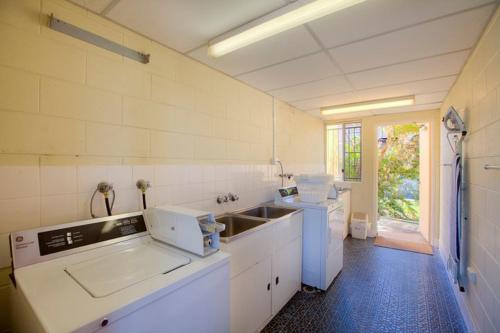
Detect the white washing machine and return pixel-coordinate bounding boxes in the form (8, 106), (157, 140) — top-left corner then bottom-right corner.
(9, 209), (230, 333)
(275, 186), (344, 290)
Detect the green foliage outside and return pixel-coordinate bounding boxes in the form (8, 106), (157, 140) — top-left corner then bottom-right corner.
(344, 126), (361, 181)
(377, 124), (420, 222)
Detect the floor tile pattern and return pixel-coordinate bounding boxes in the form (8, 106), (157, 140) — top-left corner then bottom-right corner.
(262, 237), (466, 333)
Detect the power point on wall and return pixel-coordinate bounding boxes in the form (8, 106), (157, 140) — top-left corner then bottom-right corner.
(467, 267), (477, 285)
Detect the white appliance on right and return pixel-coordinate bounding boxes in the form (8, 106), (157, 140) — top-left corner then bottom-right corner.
(275, 185), (344, 290)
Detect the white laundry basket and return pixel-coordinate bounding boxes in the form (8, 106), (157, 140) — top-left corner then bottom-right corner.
(350, 212), (369, 239)
(295, 174), (334, 203)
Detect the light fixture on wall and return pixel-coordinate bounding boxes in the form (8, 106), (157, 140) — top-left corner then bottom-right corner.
(208, 0), (366, 57)
(320, 95), (415, 116)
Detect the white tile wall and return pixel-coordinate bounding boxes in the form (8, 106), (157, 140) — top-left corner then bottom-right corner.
(0, 166), (39, 199)
(41, 166), (77, 195)
(0, 162), (323, 268)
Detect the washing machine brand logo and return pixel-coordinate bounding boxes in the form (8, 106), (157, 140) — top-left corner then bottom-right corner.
(16, 236), (24, 242)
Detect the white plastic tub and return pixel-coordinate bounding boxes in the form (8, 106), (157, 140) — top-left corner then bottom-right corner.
(295, 174), (334, 203)
(350, 212), (368, 239)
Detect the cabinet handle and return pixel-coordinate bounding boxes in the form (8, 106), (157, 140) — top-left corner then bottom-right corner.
(275, 276), (279, 285)
(267, 283), (270, 291)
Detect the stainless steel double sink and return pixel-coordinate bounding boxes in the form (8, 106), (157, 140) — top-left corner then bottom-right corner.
(216, 206), (297, 242)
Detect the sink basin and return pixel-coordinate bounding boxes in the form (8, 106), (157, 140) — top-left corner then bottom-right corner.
(236, 206), (296, 219)
(216, 215), (268, 241)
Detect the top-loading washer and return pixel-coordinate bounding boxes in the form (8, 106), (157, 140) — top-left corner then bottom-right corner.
(9, 208), (230, 333)
(274, 186), (344, 290)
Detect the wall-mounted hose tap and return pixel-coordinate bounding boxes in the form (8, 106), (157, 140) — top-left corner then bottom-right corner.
(97, 182), (114, 195)
(228, 193), (239, 202)
(90, 182), (115, 218)
(217, 194), (228, 204)
(136, 179), (151, 210)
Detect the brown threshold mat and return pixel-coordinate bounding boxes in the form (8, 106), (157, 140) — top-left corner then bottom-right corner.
(374, 235), (433, 255)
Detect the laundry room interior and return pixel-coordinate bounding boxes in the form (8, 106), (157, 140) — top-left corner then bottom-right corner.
(0, 0), (499, 332)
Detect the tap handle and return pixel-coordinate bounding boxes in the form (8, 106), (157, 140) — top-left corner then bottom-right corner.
(228, 193), (239, 201)
(217, 195), (229, 204)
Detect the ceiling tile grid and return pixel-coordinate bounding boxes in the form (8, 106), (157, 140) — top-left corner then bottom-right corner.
(236, 52), (342, 91)
(307, 0), (494, 49)
(268, 75), (352, 102)
(291, 75), (457, 110)
(69, 0), (498, 118)
(345, 50), (471, 90)
(327, 4), (495, 73)
(188, 26), (322, 76)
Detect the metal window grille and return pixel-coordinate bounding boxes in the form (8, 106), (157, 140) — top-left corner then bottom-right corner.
(343, 123), (362, 181)
(326, 123), (362, 181)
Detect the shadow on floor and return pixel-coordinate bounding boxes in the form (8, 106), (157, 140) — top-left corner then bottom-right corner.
(262, 237), (466, 333)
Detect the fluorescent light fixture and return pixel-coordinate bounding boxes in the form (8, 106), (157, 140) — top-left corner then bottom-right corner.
(320, 96), (415, 115)
(208, 0), (366, 57)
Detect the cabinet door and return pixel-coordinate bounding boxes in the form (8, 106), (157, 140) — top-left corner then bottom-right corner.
(272, 212), (302, 252)
(230, 257), (272, 333)
(272, 236), (302, 315)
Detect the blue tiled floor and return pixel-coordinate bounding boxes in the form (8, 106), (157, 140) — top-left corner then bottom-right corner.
(262, 237), (466, 333)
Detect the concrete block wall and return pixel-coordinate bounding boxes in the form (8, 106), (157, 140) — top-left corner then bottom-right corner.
(439, 7), (500, 333)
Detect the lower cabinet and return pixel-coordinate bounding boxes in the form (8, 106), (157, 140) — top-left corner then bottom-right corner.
(271, 236), (302, 315)
(230, 257), (272, 333)
(224, 212), (303, 333)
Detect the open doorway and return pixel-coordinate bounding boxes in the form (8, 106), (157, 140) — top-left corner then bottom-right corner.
(375, 123), (432, 254)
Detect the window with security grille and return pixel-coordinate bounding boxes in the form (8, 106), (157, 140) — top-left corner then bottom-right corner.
(326, 122), (362, 181)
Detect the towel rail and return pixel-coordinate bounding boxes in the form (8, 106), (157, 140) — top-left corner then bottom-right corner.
(484, 165), (500, 170)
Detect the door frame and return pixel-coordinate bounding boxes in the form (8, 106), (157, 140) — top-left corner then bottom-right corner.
(373, 121), (433, 244)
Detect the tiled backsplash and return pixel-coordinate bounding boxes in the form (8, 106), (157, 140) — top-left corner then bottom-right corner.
(0, 162), (323, 267)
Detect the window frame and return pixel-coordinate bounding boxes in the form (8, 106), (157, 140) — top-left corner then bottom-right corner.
(326, 121), (362, 182)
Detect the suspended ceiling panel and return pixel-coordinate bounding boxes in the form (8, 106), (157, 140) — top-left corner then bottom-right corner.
(328, 5), (494, 73)
(188, 26), (322, 76)
(69, 0), (114, 13)
(291, 76), (457, 110)
(307, 0), (494, 48)
(105, 0), (287, 53)
(236, 52), (342, 91)
(346, 50), (470, 90)
(69, 0), (497, 118)
(269, 76), (352, 102)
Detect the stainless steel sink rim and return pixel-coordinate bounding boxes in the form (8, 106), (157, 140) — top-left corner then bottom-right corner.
(234, 206), (298, 220)
(216, 205), (301, 243)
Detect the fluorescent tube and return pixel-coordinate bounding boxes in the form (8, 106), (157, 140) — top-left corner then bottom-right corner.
(321, 96), (415, 115)
(208, 0), (367, 57)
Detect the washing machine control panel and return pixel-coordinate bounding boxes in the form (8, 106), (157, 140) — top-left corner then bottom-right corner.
(38, 215), (147, 256)
(10, 212), (149, 269)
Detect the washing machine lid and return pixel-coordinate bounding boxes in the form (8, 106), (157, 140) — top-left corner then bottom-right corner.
(65, 242), (190, 297)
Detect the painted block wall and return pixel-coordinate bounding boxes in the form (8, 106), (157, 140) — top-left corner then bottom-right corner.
(439, 7), (500, 333)
(0, 0), (325, 330)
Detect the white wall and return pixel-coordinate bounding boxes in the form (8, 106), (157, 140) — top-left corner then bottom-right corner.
(439, 7), (500, 333)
